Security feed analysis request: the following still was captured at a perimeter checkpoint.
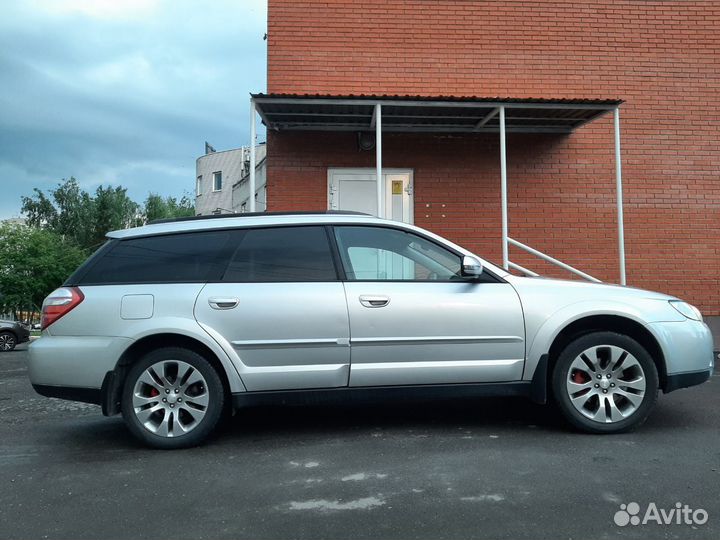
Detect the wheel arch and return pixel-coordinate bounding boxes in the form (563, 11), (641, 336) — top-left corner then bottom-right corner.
(546, 315), (667, 391)
(103, 332), (237, 416)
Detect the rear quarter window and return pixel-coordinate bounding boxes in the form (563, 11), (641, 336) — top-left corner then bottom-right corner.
(78, 231), (232, 284)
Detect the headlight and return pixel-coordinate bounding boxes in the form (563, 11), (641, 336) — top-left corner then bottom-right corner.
(669, 300), (703, 321)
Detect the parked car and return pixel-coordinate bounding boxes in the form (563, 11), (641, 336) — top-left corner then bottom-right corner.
(28, 212), (714, 448)
(0, 320), (31, 352)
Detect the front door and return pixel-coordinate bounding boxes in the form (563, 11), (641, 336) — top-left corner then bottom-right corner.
(332, 225), (526, 387)
(328, 168), (413, 223)
(194, 226), (350, 392)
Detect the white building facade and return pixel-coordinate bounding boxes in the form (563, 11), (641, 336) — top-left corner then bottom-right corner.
(195, 144), (266, 215)
(232, 146), (267, 213)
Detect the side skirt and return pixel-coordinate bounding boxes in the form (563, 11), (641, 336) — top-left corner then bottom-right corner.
(233, 355), (549, 408)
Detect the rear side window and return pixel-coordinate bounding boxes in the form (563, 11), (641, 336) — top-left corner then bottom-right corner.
(223, 226), (337, 282)
(79, 231), (231, 284)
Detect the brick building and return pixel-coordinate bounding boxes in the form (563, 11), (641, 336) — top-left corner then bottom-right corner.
(255, 0), (719, 319)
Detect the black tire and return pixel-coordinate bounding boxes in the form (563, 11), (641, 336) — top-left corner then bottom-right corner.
(0, 331), (17, 352)
(121, 347), (225, 449)
(551, 331), (659, 434)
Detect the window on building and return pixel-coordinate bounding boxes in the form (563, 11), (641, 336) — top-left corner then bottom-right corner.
(223, 227), (337, 282)
(213, 171), (222, 191)
(240, 202), (247, 213)
(78, 231), (231, 284)
(196, 175), (202, 196)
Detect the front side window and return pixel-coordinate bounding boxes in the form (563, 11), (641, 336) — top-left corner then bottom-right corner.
(334, 226), (462, 281)
(213, 171), (222, 191)
(79, 231), (231, 284)
(223, 226), (337, 282)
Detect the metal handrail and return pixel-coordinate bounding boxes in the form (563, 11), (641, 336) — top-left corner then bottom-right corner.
(507, 261), (539, 277)
(507, 237), (602, 283)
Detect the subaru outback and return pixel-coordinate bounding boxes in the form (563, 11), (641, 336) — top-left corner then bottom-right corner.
(29, 212), (714, 448)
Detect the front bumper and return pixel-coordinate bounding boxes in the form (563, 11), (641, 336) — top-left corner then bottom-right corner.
(648, 319), (715, 393)
(665, 369), (713, 393)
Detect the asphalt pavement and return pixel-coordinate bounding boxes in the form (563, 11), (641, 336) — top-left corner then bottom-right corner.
(1, 344), (719, 540)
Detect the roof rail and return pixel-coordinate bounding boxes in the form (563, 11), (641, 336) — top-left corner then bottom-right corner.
(149, 210), (371, 225)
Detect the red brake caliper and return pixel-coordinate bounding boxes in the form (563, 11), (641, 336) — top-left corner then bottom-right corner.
(572, 371), (588, 384)
(149, 388), (160, 397)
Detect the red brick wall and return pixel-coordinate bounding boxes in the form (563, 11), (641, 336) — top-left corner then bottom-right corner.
(266, 0), (720, 315)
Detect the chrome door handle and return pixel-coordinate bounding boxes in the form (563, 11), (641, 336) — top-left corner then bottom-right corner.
(359, 295), (390, 308)
(208, 297), (239, 310)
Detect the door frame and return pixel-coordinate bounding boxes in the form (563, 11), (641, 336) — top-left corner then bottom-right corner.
(327, 168), (414, 224)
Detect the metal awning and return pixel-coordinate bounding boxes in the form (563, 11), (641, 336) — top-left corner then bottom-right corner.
(251, 93), (622, 134)
(246, 93), (627, 284)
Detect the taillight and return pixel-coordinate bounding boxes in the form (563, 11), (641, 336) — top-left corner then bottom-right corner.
(41, 287), (84, 330)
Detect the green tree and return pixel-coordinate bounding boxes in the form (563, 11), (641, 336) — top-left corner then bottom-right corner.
(93, 185), (140, 244)
(0, 223), (86, 319)
(21, 178), (139, 250)
(143, 193), (195, 223)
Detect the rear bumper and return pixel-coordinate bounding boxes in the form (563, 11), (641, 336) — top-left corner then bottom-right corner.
(31, 384), (101, 405)
(28, 335), (131, 389)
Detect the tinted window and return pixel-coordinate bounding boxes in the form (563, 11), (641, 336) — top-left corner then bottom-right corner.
(80, 231), (231, 284)
(64, 240), (115, 285)
(223, 226), (336, 282)
(334, 226), (462, 281)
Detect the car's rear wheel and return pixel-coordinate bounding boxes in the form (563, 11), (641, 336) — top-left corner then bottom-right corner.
(121, 347), (225, 449)
(552, 332), (659, 433)
(0, 332), (17, 352)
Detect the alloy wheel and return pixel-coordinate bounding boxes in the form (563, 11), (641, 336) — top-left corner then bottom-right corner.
(565, 345), (646, 423)
(132, 360), (210, 437)
(0, 334), (16, 351)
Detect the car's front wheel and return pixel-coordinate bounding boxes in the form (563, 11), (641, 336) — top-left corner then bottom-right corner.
(0, 331), (17, 352)
(121, 347), (225, 449)
(552, 332), (659, 433)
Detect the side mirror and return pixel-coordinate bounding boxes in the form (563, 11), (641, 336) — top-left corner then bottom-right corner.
(461, 255), (483, 279)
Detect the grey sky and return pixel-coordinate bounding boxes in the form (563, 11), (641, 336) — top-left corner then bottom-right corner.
(0, 0), (267, 219)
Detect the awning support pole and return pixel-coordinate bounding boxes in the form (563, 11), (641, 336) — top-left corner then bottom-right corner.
(375, 103), (383, 218)
(614, 107), (626, 285)
(249, 97), (257, 212)
(500, 106), (509, 270)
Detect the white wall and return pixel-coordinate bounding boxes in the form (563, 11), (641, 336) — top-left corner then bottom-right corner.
(195, 148), (243, 215)
(195, 145), (267, 215)
(232, 151), (267, 212)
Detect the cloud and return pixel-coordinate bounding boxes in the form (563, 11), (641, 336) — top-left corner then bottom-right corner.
(31, 0), (161, 21)
(0, 0), (267, 219)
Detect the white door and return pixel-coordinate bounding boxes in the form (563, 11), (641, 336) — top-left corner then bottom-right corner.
(328, 168), (413, 224)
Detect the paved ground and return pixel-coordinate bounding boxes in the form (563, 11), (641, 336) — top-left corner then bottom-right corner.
(1, 344), (719, 540)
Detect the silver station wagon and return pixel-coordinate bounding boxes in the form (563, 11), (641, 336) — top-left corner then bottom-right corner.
(29, 212), (714, 448)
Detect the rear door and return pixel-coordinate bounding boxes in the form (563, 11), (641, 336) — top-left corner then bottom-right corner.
(333, 225), (526, 387)
(194, 225), (351, 391)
